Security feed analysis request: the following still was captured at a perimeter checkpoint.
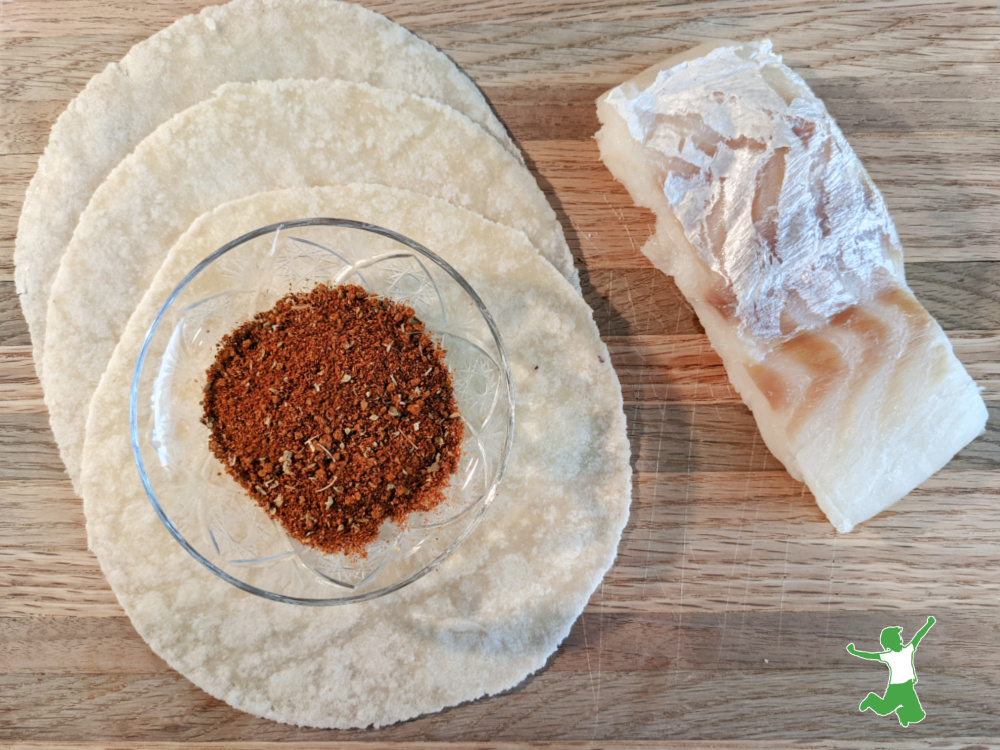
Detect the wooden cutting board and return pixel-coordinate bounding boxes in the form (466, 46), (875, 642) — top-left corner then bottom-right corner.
(1, 0), (998, 746)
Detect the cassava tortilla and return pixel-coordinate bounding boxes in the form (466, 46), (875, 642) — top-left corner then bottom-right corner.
(44, 78), (577, 490)
(15, 0), (521, 380)
(83, 184), (630, 728)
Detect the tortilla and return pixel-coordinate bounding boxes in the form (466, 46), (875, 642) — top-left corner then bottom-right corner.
(15, 0), (521, 380)
(82, 184), (630, 728)
(44, 78), (577, 490)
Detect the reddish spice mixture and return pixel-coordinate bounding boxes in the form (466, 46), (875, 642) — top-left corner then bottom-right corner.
(201, 283), (463, 557)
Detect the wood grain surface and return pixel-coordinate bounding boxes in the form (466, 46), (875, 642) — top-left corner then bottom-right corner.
(2, 0), (999, 746)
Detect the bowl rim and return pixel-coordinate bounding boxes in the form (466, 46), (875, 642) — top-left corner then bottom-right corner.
(130, 217), (515, 606)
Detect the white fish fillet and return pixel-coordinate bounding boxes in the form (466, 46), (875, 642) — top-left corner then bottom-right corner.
(596, 40), (988, 531)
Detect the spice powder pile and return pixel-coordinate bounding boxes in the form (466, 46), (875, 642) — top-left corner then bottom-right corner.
(201, 283), (463, 557)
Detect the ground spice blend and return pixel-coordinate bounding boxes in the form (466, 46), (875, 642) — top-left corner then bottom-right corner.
(201, 283), (463, 557)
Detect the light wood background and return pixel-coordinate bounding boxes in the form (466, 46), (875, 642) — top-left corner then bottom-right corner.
(2, 0), (999, 746)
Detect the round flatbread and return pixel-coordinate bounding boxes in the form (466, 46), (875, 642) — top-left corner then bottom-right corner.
(83, 184), (630, 728)
(16, 0), (521, 379)
(44, 78), (578, 490)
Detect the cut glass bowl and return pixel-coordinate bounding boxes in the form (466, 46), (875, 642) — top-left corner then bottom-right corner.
(131, 219), (514, 605)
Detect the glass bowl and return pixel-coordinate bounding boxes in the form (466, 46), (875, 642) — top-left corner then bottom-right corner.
(131, 219), (514, 605)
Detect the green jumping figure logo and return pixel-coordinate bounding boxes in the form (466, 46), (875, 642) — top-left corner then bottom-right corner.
(847, 616), (935, 727)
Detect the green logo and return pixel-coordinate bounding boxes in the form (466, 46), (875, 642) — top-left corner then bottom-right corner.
(847, 616), (935, 727)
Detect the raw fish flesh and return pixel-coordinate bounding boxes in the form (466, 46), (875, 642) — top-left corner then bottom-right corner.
(596, 40), (987, 531)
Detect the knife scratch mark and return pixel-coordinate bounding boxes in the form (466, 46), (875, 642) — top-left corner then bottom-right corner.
(644, 264), (654, 338)
(776, 483), (804, 655)
(625, 282), (636, 329)
(737, 434), (764, 651)
(737, 483), (763, 654)
(605, 269), (615, 338)
(823, 532), (838, 646)
(675, 339), (702, 674)
(641, 275), (669, 600)
(623, 218), (637, 254)
(592, 580), (605, 738)
(580, 608), (599, 725)
(716, 427), (756, 668)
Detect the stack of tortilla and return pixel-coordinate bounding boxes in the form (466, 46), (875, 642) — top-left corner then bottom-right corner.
(15, 0), (631, 728)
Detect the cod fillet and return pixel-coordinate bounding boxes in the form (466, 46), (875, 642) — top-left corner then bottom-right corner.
(596, 41), (987, 531)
